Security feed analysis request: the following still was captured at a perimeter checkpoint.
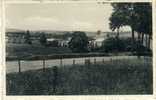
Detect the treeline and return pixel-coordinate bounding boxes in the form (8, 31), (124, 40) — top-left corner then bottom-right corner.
(109, 3), (152, 50)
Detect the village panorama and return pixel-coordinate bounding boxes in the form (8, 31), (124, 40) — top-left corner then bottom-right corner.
(5, 3), (153, 95)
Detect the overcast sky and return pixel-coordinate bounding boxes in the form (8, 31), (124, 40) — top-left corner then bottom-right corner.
(6, 3), (129, 32)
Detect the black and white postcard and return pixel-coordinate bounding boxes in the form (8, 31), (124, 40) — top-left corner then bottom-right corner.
(0, 0), (155, 100)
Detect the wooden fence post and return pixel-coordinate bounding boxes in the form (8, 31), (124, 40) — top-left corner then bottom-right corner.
(85, 59), (90, 66)
(43, 59), (45, 71)
(60, 58), (63, 67)
(94, 58), (96, 64)
(85, 59), (86, 65)
(102, 58), (104, 63)
(73, 59), (75, 66)
(53, 66), (58, 94)
(18, 60), (21, 73)
(84, 59), (86, 65)
(110, 58), (112, 62)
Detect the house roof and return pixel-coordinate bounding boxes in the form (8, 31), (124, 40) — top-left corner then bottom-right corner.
(47, 38), (55, 41)
(95, 38), (105, 42)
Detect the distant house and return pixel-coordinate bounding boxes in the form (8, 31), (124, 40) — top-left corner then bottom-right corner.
(47, 38), (71, 47)
(89, 30), (106, 48)
(47, 38), (59, 47)
(94, 38), (105, 47)
(89, 37), (105, 48)
(60, 37), (71, 47)
(59, 40), (70, 47)
(47, 38), (56, 43)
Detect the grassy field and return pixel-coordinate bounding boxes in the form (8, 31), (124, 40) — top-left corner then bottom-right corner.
(6, 43), (152, 61)
(6, 43), (111, 60)
(6, 58), (152, 95)
(6, 43), (72, 57)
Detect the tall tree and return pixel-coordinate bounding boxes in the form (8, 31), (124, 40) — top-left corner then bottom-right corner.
(134, 3), (152, 48)
(109, 3), (130, 38)
(68, 31), (89, 53)
(110, 3), (152, 50)
(112, 3), (139, 45)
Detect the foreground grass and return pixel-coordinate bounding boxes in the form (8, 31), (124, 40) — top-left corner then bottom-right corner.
(6, 58), (152, 95)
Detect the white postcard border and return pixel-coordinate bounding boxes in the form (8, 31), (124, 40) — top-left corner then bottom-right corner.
(1, 0), (156, 100)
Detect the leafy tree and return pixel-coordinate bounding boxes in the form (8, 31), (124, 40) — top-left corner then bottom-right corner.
(110, 3), (152, 50)
(110, 3), (136, 46)
(24, 30), (32, 44)
(39, 33), (47, 46)
(68, 31), (89, 53)
(109, 6), (127, 38)
(134, 3), (152, 48)
(47, 40), (59, 47)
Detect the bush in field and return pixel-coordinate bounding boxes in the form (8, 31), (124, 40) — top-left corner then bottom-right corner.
(102, 37), (126, 52)
(68, 31), (89, 53)
(132, 41), (152, 56)
(123, 38), (151, 53)
(101, 37), (151, 54)
(47, 40), (59, 47)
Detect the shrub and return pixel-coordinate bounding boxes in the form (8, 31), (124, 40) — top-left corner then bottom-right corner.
(101, 37), (126, 53)
(101, 37), (151, 54)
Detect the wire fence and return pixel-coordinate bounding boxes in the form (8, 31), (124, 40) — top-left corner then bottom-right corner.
(6, 56), (151, 73)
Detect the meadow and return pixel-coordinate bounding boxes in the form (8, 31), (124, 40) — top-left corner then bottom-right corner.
(6, 57), (152, 95)
(6, 43), (72, 59)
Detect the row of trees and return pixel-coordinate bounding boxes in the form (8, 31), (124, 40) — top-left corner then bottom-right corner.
(109, 3), (152, 50)
(68, 3), (153, 53)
